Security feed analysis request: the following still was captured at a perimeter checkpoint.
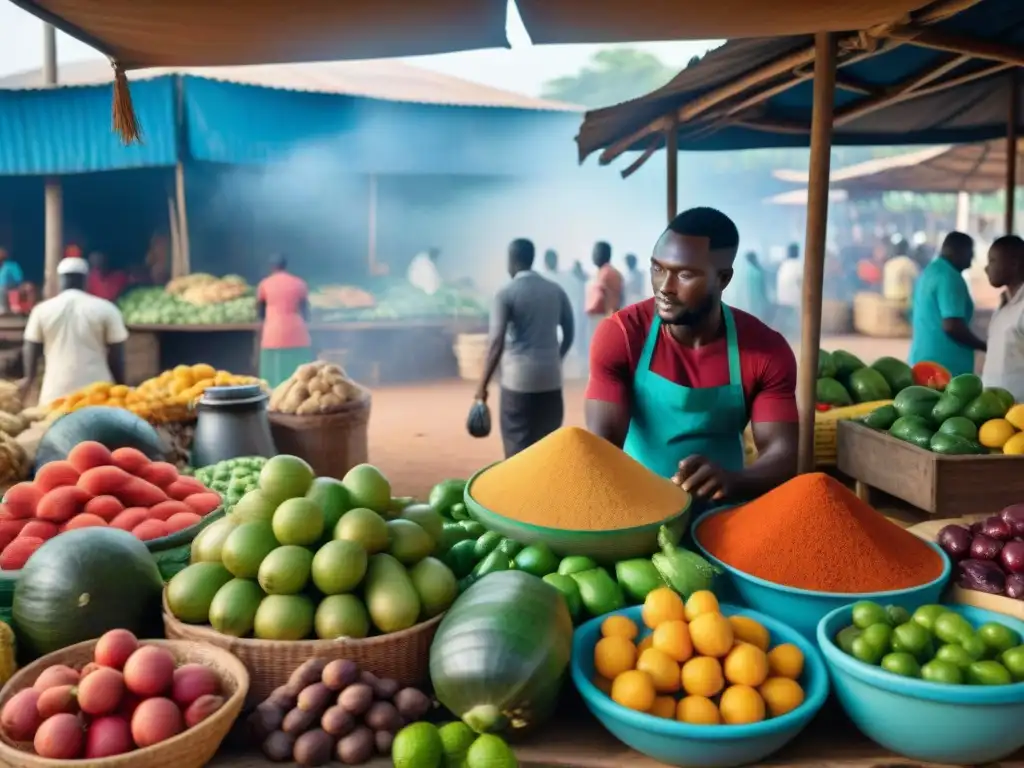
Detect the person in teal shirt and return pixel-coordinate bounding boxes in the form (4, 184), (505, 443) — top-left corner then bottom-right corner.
(909, 231), (986, 376)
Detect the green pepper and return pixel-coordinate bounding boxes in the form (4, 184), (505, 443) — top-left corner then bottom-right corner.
(514, 543), (559, 577)
(496, 538), (523, 558)
(439, 522), (474, 552)
(473, 550), (512, 578)
(651, 525), (720, 598)
(473, 531), (504, 560)
(429, 479), (467, 518)
(615, 559), (666, 603)
(543, 573), (582, 620)
(443, 539), (479, 579)
(571, 567), (625, 617)
(450, 502), (470, 521)
(459, 520), (486, 538)
(558, 556), (597, 576)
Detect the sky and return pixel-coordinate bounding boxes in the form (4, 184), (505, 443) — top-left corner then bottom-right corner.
(0, 1), (721, 96)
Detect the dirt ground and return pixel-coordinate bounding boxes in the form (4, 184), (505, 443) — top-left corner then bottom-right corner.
(367, 334), (911, 498)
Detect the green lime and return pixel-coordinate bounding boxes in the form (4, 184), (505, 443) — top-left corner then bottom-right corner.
(466, 734), (518, 768)
(438, 722), (476, 768)
(892, 622), (934, 661)
(933, 612), (975, 645)
(1000, 645), (1024, 681)
(881, 652), (921, 678)
(967, 660), (1013, 686)
(960, 634), (987, 661)
(935, 643), (975, 669)
(921, 659), (963, 684)
(851, 636), (884, 665)
(860, 623), (894, 655)
(978, 622), (1022, 656)
(911, 604), (946, 632)
(852, 601), (890, 629)
(836, 625), (861, 655)
(886, 605), (912, 626)
(393, 722), (443, 768)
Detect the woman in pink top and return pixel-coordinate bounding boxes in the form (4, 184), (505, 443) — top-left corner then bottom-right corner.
(256, 255), (312, 387)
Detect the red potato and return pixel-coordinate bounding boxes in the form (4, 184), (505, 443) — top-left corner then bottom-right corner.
(33, 665), (80, 692)
(183, 493), (222, 517)
(166, 512), (202, 533)
(132, 520), (169, 541)
(36, 486), (92, 524)
(34, 712), (84, 759)
(117, 477), (167, 508)
(110, 447), (151, 474)
(131, 698), (183, 748)
(2, 483), (43, 520)
(146, 500), (192, 522)
(110, 508), (150, 532)
(36, 684), (79, 718)
(77, 667), (125, 716)
(1, 688), (41, 740)
(85, 716), (133, 758)
(0, 537), (45, 570)
(171, 664), (220, 709)
(63, 514), (108, 531)
(0, 519), (27, 539)
(94, 629), (139, 670)
(18, 521), (59, 541)
(34, 461), (81, 492)
(78, 465), (131, 498)
(137, 462), (179, 489)
(165, 477), (207, 501)
(123, 646), (175, 697)
(67, 441), (113, 473)
(83, 495), (124, 522)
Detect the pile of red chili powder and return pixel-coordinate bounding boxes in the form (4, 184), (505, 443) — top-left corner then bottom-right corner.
(696, 472), (944, 592)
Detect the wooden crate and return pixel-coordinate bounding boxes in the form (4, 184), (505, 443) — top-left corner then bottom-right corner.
(837, 420), (1024, 517)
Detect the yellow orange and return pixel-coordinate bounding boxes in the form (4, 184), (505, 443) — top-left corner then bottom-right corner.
(724, 643), (770, 687)
(689, 612), (735, 658)
(684, 590), (721, 621)
(719, 685), (766, 725)
(642, 588), (686, 629)
(652, 620), (693, 663)
(767, 644), (805, 680)
(759, 677), (805, 718)
(611, 670), (656, 712)
(676, 695), (721, 725)
(1006, 404), (1024, 430)
(601, 615), (639, 641)
(680, 656), (724, 698)
(594, 636), (637, 680)
(728, 616), (770, 651)
(637, 635), (654, 654)
(979, 419), (1016, 449)
(650, 696), (676, 719)
(636, 648), (681, 694)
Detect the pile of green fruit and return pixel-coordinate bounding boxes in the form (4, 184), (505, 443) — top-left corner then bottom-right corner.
(862, 373), (1014, 454)
(118, 286), (257, 325)
(192, 456), (267, 510)
(167, 456), (458, 640)
(836, 601), (1024, 685)
(391, 721), (517, 768)
(816, 351), (912, 406)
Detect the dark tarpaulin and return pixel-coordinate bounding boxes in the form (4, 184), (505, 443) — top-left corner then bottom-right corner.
(577, 0), (1024, 160)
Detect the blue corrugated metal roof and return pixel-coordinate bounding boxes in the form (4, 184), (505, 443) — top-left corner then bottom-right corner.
(0, 77), (177, 175)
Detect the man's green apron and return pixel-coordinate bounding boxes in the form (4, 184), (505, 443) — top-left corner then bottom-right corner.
(623, 305), (748, 481)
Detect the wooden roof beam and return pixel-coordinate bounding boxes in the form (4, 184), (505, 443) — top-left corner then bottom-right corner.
(887, 27), (1024, 67)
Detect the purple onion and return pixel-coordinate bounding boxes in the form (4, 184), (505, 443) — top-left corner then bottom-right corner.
(958, 559), (1007, 594)
(1006, 573), (1024, 600)
(937, 524), (973, 561)
(982, 515), (1014, 542)
(971, 533), (1004, 561)
(1002, 504), (1024, 538)
(971, 521), (985, 536)
(1002, 541), (1024, 575)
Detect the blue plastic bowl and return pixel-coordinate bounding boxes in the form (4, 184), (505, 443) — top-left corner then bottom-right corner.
(818, 603), (1024, 764)
(572, 605), (829, 768)
(692, 510), (951, 638)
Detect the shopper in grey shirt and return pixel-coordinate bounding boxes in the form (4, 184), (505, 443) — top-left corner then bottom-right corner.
(475, 239), (574, 457)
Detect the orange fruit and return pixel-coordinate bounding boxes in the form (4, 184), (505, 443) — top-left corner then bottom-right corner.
(689, 612), (735, 658)
(723, 643), (770, 687)
(676, 695), (721, 725)
(684, 590), (720, 621)
(650, 696), (676, 719)
(637, 634), (654, 654)
(601, 615), (639, 641)
(719, 685), (766, 725)
(611, 670), (656, 712)
(680, 656), (724, 698)
(642, 588), (686, 629)
(594, 636), (637, 680)
(636, 648), (681, 694)
(652, 620), (693, 663)
(759, 677), (805, 718)
(767, 644), (805, 680)
(728, 616), (770, 651)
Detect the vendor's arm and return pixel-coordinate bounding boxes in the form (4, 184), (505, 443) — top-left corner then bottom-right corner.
(939, 277), (986, 351)
(584, 317), (631, 448)
(475, 290), (509, 402)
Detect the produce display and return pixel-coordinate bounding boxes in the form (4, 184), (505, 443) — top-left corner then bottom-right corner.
(835, 601), (1024, 685)
(936, 506), (1024, 600)
(269, 362), (365, 416)
(816, 351), (915, 406)
(308, 285), (376, 311)
(696, 473), (945, 593)
(247, 658), (433, 766)
(118, 275), (257, 325)
(861, 372), (1024, 455)
(0, 629), (227, 758)
(32, 406), (168, 472)
(169, 456), (458, 640)
(590, 589), (806, 724)
(0, 440), (222, 567)
(168, 273), (249, 305)
(48, 364), (261, 423)
(391, 721), (517, 768)
(312, 282), (486, 323)
(191, 456), (266, 511)
(470, 427), (688, 530)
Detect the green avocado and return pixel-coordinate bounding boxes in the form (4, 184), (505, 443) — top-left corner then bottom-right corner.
(946, 374), (984, 403)
(831, 350), (866, 383)
(929, 431), (977, 455)
(889, 415), (935, 449)
(963, 391), (1010, 425)
(893, 386), (943, 420)
(938, 416), (979, 441)
(848, 367), (893, 403)
(986, 387), (1016, 412)
(930, 393), (964, 424)
(818, 350), (837, 379)
(817, 377), (853, 407)
(871, 356), (914, 394)
(864, 404), (899, 430)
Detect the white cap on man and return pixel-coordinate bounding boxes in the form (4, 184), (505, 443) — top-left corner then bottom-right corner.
(57, 257), (89, 276)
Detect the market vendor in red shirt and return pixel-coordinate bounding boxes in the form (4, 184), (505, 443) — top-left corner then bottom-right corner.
(585, 207), (799, 504)
(85, 251), (129, 302)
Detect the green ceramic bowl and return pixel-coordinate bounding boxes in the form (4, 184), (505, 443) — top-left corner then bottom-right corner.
(464, 465), (691, 564)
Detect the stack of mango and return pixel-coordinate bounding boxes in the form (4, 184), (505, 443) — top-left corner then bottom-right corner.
(48, 364), (262, 424)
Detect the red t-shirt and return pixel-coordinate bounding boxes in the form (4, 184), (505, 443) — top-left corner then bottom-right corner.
(257, 272), (311, 349)
(585, 300), (799, 424)
(86, 270), (128, 302)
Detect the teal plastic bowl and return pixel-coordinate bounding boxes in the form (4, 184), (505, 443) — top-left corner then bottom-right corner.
(692, 510), (951, 638)
(818, 603), (1024, 764)
(572, 605), (829, 768)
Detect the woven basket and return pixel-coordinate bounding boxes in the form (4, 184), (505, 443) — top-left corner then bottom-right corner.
(162, 593), (441, 703)
(820, 299), (853, 335)
(853, 292), (911, 338)
(268, 386), (371, 480)
(0, 638), (247, 768)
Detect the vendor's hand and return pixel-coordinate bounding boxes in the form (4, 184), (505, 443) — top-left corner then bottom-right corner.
(673, 455), (732, 501)
(474, 385), (488, 403)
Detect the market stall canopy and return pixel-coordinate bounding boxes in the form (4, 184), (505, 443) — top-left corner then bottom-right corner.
(576, 0), (1024, 173)
(764, 188), (849, 205)
(773, 140), (1024, 193)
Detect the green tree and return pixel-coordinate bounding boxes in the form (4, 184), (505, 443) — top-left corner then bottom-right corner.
(541, 48), (677, 109)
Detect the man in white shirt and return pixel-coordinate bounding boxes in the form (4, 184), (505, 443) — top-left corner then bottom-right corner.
(775, 243), (802, 337)
(882, 239), (922, 306)
(983, 235), (1024, 401)
(406, 247), (443, 295)
(22, 257), (129, 406)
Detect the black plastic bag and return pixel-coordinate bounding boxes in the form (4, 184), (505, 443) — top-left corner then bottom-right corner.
(467, 400), (491, 438)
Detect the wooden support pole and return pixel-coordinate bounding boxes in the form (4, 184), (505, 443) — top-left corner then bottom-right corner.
(1006, 69), (1019, 235)
(42, 24), (62, 300)
(172, 78), (190, 277)
(797, 33), (837, 475)
(666, 116), (678, 223)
